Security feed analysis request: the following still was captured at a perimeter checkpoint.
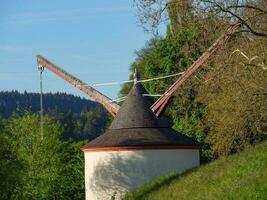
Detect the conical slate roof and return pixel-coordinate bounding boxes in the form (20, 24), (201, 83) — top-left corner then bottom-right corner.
(84, 82), (199, 149)
(110, 83), (163, 129)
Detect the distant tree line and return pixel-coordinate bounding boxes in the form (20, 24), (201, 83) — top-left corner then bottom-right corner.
(0, 91), (110, 141)
(0, 91), (97, 118)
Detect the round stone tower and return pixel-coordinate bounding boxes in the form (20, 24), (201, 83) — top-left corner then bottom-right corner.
(82, 80), (200, 200)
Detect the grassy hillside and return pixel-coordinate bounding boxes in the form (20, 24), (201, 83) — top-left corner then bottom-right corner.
(124, 141), (267, 200)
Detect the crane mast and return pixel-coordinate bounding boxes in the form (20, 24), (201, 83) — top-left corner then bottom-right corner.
(151, 22), (241, 116)
(36, 55), (120, 116)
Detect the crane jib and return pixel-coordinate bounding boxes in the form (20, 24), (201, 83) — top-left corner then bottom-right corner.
(151, 22), (241, 116)
(36, 55), (120, 116)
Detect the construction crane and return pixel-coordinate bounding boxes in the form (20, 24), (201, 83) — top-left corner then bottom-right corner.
(36, 22), (240, 117)
(36, 55), (120, 116)
(151, 22), (241, 116)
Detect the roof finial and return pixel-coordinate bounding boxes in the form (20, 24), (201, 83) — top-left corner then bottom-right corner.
(134, 68), (140, 84)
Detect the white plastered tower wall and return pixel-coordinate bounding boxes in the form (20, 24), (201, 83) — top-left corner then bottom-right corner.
(84, 148), (199, 200)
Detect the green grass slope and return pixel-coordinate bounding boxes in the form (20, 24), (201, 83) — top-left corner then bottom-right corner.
(123, 141), (267, 200)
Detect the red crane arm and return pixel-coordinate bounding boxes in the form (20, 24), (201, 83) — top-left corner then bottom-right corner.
(151, 22), (241, 116)
(36, 55), (120, 116)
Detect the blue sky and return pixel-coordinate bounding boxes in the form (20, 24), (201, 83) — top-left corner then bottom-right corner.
(0, 0), (164, 100)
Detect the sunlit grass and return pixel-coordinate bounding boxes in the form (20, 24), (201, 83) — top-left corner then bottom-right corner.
(123, 141), (267, 200)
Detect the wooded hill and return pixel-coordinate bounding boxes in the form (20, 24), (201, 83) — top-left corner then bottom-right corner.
(0, 91), (109, 141)
(0, 91), (97, 118)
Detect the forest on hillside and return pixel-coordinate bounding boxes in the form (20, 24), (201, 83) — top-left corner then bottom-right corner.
(0, 91), (109, 140)
(1, 0), (266, 199)
(0, 91), (98, 118)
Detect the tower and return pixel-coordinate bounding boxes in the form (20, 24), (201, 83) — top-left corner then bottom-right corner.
(82, 79), (200, 200)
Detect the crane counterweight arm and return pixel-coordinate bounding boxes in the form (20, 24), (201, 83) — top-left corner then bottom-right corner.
(36, 55), (120, 116)
(151, 22), (241, 116)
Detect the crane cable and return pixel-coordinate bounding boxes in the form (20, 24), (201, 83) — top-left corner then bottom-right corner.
(38, 65), (44, 140)
(37, 66), (184, 117)
(91, 71), (185, 87)
(93, 72), (185, 103)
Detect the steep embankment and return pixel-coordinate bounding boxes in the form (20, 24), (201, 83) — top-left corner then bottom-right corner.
(124, 141), (267, 200)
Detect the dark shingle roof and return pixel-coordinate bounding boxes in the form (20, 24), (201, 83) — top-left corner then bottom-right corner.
(110, 83), (164, 129)
(84, 82), (199, 148)
(85, 128), (198, 147)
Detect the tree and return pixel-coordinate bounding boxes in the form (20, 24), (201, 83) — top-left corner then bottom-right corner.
(197, 0), (267, 37)
(4, 113), (63, 199)
(123, 0), (267, 159)
(55, 141), (86, 200)
(197, 32), (267, 157)
(1, 113), (87, 199)
(133, 0), (267, 37)
(134, 0), (193, 34)
(0, 117), (23, 200)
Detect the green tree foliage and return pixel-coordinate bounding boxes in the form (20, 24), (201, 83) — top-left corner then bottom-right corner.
(0, 91), (109, 141)
(55, 106), (109, 141)
(0, 92), (110, 199)
(0, 113), (85, 199)
(0, 91), (98, 119)
(55, 141), (86, 200)
(121, 0), (266, 159)
(0, 117), (23, 200)
(4, 113), (63, 199)
(198, 35), (267, 157)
